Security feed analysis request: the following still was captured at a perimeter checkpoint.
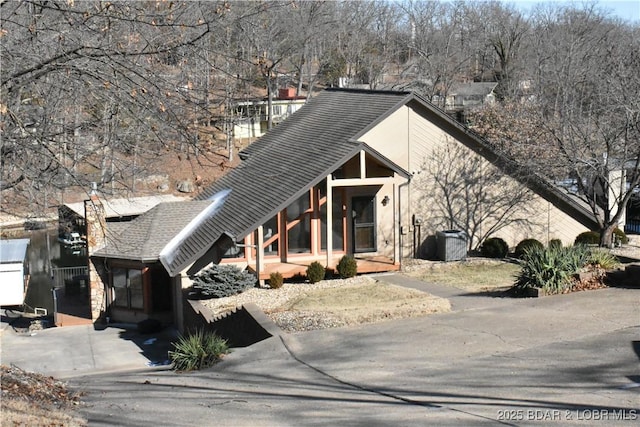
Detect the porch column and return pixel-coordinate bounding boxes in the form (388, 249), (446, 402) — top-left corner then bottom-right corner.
(393, 181), (400, 265)
(326, 174), (333, 268)
(256, 225), (265, 285)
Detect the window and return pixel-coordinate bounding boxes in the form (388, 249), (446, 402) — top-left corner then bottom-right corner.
(287, 193), (312, 253)
(112, 267), (144, 310)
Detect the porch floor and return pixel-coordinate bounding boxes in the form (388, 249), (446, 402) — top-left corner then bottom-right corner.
(248, 255), (400, 280)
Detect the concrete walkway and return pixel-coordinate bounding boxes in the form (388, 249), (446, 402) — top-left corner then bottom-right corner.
(2, 276), (639, 425)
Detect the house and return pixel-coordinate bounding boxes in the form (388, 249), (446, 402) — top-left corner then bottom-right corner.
(58, 194), (187, 235)
(0, 239), (30, 306)
(439, 82), (498, 112)
(232, 88), (307, 140)
(87, 88), (596, 330)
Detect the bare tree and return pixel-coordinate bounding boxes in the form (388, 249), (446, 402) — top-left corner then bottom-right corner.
(469, 5), (640, 246)
(1, 0), (226, 215)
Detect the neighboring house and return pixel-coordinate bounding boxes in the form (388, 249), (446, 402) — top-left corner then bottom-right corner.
(87, 88), (597, 330)
(58, 194), (187, 235)
(233, 88), (307, 140)
(437, 82), (498, 112)
(0, 239), (30, 306)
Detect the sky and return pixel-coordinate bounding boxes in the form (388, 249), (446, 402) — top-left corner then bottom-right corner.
(506, 0), (640, 22)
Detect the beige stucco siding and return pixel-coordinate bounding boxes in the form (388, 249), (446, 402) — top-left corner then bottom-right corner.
(359, 103), (590, 257)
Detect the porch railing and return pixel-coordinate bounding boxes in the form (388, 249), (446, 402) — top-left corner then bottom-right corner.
(625, 220), (640, 235)
(51, 266), (89, 288)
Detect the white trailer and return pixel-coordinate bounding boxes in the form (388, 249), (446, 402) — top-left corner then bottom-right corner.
(0, 239), (30, 306)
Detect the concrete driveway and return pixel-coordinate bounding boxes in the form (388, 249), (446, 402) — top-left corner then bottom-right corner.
(2, 276), (639, 426)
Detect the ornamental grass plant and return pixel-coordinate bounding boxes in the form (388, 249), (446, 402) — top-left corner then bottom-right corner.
(169, 329), (228, 371)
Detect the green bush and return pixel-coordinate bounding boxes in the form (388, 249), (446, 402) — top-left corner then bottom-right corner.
(336, 255), (358, 278)
(548, 239), (563, 250)
(514, 238), (544, 259)
(480, 237), (509, 258)
(575, 229), (629, 246)
(613, 228), (629, 245)
(586, 249), (620, 270)
(574, 231), (600, 245)
(514, 245), (588, 294)
(190, 264), (256, 299)
(269, 271), (284, 289)
(306, 261), (326, 283)
(169, 329), (228, 371)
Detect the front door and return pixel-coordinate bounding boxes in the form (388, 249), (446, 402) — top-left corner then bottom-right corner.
(352, 196), (376, 253)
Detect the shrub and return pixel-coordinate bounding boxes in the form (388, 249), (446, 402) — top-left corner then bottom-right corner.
(169, 329), (228, 371)
(190, 264), (256, 299)
(306, 261), (326, 283)
(548, 239), (563, 250)
(574, 231), (600, 245)
(575, 229), (629, 246)
(613, 228), (629, 245)
(269, 271), (284, 289)
(336, 255), (358, 278)
(514, 238), (544, 259)
(586, 249), (620, 270)
(514, 245), (588, 294)
(480, 237), (509, 258)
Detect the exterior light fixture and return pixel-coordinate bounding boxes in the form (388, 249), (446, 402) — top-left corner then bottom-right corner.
(381, 195), (390, 206)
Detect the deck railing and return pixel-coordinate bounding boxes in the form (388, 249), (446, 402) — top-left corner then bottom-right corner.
(625, 220), (640, 235)
(51, 266), (88, 288)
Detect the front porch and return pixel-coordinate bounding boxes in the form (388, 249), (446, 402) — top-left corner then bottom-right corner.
(247, 255), (400, 280)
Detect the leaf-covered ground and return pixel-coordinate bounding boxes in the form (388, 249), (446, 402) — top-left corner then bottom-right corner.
(1, 364), (86, 426)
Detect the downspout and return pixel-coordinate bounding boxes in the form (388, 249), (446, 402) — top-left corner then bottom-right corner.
(398, 179), (411, 271)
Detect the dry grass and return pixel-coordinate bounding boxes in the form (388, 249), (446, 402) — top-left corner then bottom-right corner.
(2, 399), (86, 427)
(266, 280), (451, 332)
(407, 259), (521, 292)
(1, 364), (86, 426)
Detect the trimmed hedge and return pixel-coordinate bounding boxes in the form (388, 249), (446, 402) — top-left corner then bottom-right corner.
(269, 271), (284, 289)
(514, 238), (544, 259)
(480, 237), (509, 258)
(306, 261), (326, 283)
(336, 255), (358, 278)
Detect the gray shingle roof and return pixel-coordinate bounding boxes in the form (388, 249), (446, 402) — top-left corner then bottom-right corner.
(94, 201), (211, 262)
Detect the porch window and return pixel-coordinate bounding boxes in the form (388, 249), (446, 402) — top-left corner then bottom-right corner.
(263, 215), (279, 255)
(287, 192), (312, 253)
(321, 188), (345, 251)
(112, 268), (144, 310)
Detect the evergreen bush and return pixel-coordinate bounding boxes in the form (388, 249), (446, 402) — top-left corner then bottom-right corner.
(548, 239), (563, 250)
(269, 271), (284, 289)
(480, 237), (509, 258)
(574, 231), (600, 245)
(190, 264), (256, 299)
(306, 261), (326, 283)
(169, 329), (228, 371)
(613, 228), (629, 245)
(514, 238), (544, 259)
(336, 255), (358, 278)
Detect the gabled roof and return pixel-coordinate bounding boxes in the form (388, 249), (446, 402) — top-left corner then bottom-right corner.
(93, 201), (211, 262)
(62, 194), (187, 219)
(93, 88), (597, 275)
(448, 82), (498, 97)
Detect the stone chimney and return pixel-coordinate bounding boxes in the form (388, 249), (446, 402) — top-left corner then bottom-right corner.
(84, 182), (107, 254)
(84, 183), (107, 323)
